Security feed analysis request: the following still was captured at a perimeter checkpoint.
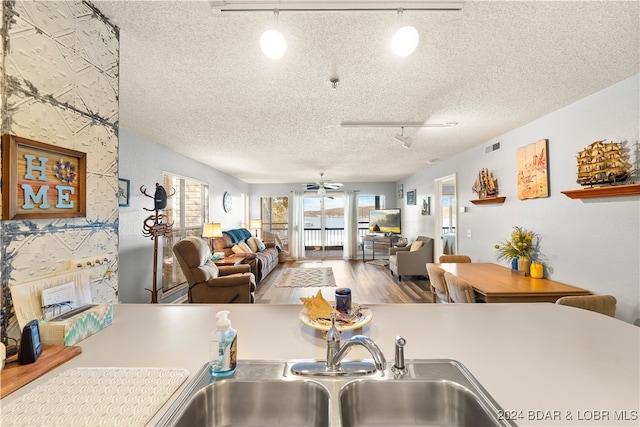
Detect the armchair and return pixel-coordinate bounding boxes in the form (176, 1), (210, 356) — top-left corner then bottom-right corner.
(173, 236), (256, 303)
(389, 236), (434, 281)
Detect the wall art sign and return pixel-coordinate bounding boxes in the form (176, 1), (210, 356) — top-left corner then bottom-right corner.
(2, 135), (87, 220)
(406, 189), (416, 205)
(517, 139), (549, 200)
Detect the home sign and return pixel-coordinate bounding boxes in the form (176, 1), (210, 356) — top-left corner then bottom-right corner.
(2, 135), (86, 220)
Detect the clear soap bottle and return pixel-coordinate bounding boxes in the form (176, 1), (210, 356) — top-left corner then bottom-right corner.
(210, 310), (237, 378)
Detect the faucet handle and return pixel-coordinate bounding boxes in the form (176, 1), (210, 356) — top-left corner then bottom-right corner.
(392, 335), (408, 376)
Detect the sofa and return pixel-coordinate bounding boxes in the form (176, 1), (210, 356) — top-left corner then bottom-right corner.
(213, 228), (279, 283)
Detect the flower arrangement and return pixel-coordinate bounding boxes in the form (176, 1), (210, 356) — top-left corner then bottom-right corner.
(494, 226), (538, 262)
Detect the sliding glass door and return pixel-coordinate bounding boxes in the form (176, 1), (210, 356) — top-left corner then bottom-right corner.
(303, 194), (344, 259)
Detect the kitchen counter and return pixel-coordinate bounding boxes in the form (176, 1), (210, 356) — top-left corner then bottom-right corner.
(2, 303), (638, 426)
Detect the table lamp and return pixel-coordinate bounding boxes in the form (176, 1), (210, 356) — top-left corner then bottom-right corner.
(203, 222), (222, 251)
(250, 219), (262, 237)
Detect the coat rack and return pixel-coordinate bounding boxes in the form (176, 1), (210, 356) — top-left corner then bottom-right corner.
(140, 183), (175, 303)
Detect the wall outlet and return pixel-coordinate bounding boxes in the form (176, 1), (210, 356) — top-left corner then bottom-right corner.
(466, 229), (472, 238)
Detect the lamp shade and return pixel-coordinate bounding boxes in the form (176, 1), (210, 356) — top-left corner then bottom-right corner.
(317, 187), (327, 197)
(203, 222), (223, 238)
(250, 219), (262, 229)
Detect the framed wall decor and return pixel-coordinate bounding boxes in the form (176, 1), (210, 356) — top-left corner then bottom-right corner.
(406, 189), (416, 205)
(2, 135), (87, 220)
(397, 184), (404, 199)
(517, 139), (549, 200)
(118, 178), (130, 207)
(421, 196), (431, 215)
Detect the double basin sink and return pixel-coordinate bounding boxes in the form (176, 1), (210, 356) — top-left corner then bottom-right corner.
(157, 359), (516, 426)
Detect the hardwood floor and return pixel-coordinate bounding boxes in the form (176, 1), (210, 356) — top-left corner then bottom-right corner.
(255, 259), (435, 304)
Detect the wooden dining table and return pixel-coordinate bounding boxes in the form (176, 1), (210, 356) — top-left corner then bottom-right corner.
(435, 262), (592, 303)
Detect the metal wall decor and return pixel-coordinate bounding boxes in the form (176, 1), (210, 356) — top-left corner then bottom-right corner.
(141, 183), (176, 303)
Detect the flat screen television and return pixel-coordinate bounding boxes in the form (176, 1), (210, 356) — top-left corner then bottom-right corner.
(369, 208), (401, 234)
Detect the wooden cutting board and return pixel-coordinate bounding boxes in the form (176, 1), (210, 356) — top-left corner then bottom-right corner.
(1, 344), (82, 398)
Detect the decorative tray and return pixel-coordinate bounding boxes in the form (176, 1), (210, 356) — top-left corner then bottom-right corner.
(299, 303), (372, 331)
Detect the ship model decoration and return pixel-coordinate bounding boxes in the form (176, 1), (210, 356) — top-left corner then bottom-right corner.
(576, 140), (635, 186)
(472, 168), (499, 198)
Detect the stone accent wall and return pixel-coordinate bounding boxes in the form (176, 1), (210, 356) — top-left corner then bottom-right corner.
(1, 1), (119, 316)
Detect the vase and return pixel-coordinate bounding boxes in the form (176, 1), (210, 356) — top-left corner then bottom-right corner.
(530, 262), (544, 279)
(517, 257), (531, 275)
(511, 258), (519, 270)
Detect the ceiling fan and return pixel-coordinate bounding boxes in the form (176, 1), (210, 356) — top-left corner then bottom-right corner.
(304, 172), (343, 196)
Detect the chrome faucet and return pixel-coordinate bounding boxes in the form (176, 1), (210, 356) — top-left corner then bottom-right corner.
(291, 312), (387, 376)
(326, 312), (386, 372)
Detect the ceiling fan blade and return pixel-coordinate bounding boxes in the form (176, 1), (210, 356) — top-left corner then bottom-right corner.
(305, 184), (320, 190)
(325, 183), (343, 189)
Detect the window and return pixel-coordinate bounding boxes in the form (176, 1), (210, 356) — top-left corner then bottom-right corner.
(162, 173), (209, 293)
(357, 195), (385, 233)
(260, 196), (288, 251)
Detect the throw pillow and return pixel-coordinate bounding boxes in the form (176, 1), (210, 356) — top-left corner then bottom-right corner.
(246, 237), (259, 252)
(238, 241), (253, 253)
(410, 240), (424, 251)
(254, 237), (266, 251)
(231, 244), (245, 254)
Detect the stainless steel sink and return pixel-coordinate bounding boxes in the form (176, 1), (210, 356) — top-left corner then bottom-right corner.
(340, 380), (503, 426)
(156, 359), (516, 427)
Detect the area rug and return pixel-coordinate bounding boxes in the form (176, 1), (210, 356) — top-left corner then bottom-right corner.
(367, 259), (390, 266)
(275, 267), (336, 288)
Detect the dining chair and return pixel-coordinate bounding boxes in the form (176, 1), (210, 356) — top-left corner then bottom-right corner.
(426, 263), (450, 303)
(443, 272), (476, 303)
(555, 295), (617, 317)
(439, 255), (472, 263)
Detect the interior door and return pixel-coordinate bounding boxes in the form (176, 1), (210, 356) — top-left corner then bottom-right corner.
(434, 174), (457, 260)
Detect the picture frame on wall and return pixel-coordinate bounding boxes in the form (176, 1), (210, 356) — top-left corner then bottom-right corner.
(421, 197), (431, 215)
(406, 189), (416, 205)
(118, 178), (130, 207)
(397, 184), (404, 199)
(517, 139), (549, 200)
(1, 135), (87, 220)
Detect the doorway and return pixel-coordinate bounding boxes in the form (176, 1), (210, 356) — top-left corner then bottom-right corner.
(434, 174), (457, 260)
(303, 194), (345, 259)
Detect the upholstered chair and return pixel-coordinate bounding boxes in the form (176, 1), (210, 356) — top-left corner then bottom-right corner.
(426, 263), (450, 303)
(439, 255), (472, 263)
(173, 236), (256, 303)
(389, 236), (434, 281)
(443, 272), (476, 303)
(556, 295), (617, 317)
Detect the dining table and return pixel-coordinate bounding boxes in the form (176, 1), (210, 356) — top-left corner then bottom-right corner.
(435, 262), (592, 303)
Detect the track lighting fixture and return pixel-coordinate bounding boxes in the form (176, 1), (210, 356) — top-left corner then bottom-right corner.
(392, 9), (419, 57)
(395, 127), (413, 149)
(260, 10), (287, 59)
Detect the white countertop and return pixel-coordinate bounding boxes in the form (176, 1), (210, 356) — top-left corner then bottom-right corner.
(2, 303), (639, 426)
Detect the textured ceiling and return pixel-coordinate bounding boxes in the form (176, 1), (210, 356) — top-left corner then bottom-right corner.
(94, 0), (639, 184)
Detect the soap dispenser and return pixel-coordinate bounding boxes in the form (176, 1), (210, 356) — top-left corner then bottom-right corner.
(210, 310), (237, 378)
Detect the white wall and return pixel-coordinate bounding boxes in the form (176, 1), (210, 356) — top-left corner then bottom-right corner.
(118, 129), (248, 303)
(399, 75), (640, 325)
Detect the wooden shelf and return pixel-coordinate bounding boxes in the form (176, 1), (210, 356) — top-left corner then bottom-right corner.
(560, 183), (640, 199)
(470, 196), (506, 205)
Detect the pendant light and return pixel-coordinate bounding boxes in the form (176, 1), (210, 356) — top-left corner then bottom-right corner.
(392, 9), (419, 57)
(260, 10), (287, 59)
